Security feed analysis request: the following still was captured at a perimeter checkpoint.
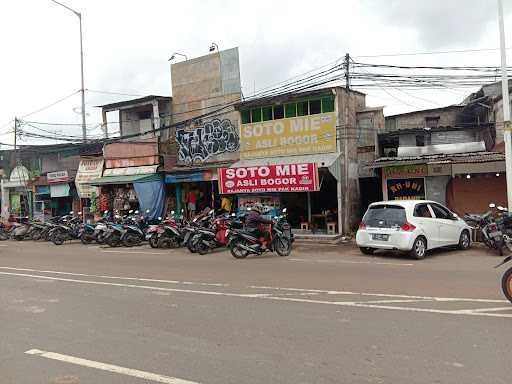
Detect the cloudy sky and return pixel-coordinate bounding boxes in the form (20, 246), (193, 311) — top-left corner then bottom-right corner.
(1, 0), (511, 146)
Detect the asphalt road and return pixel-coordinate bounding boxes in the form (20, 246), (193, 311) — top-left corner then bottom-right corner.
(1, 240), (511, 384)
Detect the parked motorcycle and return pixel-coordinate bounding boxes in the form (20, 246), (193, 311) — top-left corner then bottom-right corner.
(228, 208), (292, 258)
(50, 212), (82, 245)
(192, 213), (232, 255)
(464, 203), (504, 256)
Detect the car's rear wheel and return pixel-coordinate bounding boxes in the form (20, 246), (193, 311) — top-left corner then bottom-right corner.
(458, 230), (471, 250)
(410, 236), (427, 259)
(359, 247), (375, 255)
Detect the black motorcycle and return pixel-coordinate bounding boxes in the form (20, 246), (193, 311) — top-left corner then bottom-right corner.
(50, 213), (82, 245)
(228, 208), (292, 258)
(464, 204), (504, 256)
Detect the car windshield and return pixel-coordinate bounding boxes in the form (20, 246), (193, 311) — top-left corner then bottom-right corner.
(363, 205), (407, 228)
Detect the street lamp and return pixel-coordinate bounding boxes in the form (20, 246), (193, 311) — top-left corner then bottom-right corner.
(168, 52), (188, 61)
(209, 42), (218, 52)
(50, 0), (87, 142)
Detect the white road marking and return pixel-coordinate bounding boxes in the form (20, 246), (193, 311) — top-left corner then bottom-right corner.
(25, 349), (201, 384)
(101, 250), (168, 255)
(287, 258), (414, 266)
(453, 307), (512, 314)
(355, 299), (431, 304)
(1, 269), (511, 318)
(249, 285), (508, 303)
(0, 244), (8, 247)
(0, 267), (229, 287)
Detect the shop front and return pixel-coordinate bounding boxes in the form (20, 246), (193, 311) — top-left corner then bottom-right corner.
(220, 154), (341, 233)
(377, 152), (506, 215)
(88, 165), (165, 220)
(1, 165), (32, 219)
(164, 170), (217, 218)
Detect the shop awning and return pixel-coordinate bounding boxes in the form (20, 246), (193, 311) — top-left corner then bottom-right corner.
(87, 173), (161, 186)
(230, 153), (342, 180)
(165, 170), (217, 184)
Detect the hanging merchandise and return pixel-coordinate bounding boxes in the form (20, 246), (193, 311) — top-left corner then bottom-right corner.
(99, 189), (110, 212)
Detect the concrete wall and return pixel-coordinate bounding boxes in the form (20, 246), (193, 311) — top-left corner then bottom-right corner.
(336, 87), (367, 231)
(169, 48), (242, 166)
(425, 175), (450, 205)
(385, 107), (462, 132)
(398, 129), (479, 147)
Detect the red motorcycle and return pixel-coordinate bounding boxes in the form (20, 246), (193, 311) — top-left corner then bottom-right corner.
(192, 215), (231, 255)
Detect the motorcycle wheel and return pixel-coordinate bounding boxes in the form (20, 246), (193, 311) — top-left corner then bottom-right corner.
(107, 233), (121, 248)
(274, 237), (292, 257)
(0, 230), (9, 241)
(52, 231), (65, 246)
(149, 234), (159, 248)
(14, 234), (24, 241)
(501, 267), (512, 303)
(80, 233), (94, 245)
(96, 233), (106, 244)
(196, 240), (209, 255)
(229, 239), (249, 259)
(122, 233), (140, 247)
(187, 235), (198, 253)
(31, 229), (42, 241)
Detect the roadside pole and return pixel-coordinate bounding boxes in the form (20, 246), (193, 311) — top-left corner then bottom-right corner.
(498, 0), (512, 209)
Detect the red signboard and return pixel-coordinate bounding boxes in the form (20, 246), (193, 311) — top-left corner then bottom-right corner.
(218, 163), (319, 194)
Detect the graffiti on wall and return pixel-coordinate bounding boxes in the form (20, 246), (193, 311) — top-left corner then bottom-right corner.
(176, 118), (239, 163)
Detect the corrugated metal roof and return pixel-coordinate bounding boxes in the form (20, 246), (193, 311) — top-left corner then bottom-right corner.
(369, 151), (505, 168)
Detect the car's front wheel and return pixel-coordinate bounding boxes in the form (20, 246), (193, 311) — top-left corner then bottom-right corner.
(458, 230), (471, 250)
(410, 236), (427, 259)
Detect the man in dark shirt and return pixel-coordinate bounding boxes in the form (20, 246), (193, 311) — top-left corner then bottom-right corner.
(246, 203), (272, 247)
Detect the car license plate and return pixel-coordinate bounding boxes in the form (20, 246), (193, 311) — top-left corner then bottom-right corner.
(372, 234), (389, 241)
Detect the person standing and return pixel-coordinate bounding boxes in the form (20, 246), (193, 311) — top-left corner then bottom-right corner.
(186, 188), (198, 219)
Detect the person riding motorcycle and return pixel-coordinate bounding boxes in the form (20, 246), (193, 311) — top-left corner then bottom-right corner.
(246, 203), (272, 248)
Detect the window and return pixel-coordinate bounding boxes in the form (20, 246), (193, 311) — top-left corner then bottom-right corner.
(285, 103), (296, 118)
(251, 108), (262, 123)
(309, 99), (321, 115)
(425, 116), (440, 128)
(273, 105), (284, 120)
(413, 204), (432, 218)
(262, 106), (273, 121)
(363, 205), (407, 228)
(321, 96), (335, 113)
(297, 101), (308, 116)
(416, 135), (425, 147)
(429, 203), (451, 220)
(138, 111), (152, 119)
(241, 110), (251, 124)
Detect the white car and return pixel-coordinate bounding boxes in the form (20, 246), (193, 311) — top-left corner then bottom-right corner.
(356, 200), (472, 259)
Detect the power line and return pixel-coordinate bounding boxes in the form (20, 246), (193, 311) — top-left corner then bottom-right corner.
(20, 90), (80, 118)
(353, 47), (512, 58)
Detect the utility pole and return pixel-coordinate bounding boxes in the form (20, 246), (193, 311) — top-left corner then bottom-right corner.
(50, 0), (86, 142)
(343, 53), (350, 234)
(14, 117), (17, 161)
(498, 0), (512, 209)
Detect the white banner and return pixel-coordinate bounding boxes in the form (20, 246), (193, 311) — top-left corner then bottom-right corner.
(75, 159), (104, 198)
(47, 170), (69, 184)
(103, 165), (159, 177)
